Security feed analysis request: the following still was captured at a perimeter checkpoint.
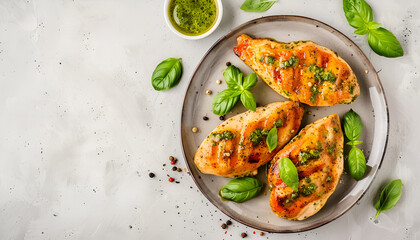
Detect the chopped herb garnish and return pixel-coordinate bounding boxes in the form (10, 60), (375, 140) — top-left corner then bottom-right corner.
(274, 119), (283, 128)
(309, 149), (321, 158)
(299, 149), (322, 163)
(349, 85), (355, 94)
(327, 145), (336, 154)
(213, 131), (235, 142)
(305, 177), (311, 183)
(282, 90), (291, 97)
(300, 183), (318, 196)
(266, 56), (276, 64)
(310, 94), (317, 104)
(316, 141), (322, 148)
(280, 56), (299, 68)
(249, 128), (269, 146)
(309, 64), (337, 83)
(326, 176), (332, 182)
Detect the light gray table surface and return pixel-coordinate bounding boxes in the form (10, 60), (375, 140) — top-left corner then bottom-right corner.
(0, 0), (418, 239)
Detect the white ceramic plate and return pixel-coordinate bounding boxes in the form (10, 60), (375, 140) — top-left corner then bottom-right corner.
(180, 16), (388, 232)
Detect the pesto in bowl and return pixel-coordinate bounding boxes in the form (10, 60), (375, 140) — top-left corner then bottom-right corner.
(169, 0), (217, 36)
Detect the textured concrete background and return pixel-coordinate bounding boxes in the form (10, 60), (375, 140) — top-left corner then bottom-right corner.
(0, 0), (418, 239)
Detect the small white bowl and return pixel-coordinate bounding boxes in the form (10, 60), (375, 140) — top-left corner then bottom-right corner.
(163, 0), (223, 40)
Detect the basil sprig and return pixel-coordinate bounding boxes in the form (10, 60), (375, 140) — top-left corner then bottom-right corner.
(219, 177), (263, 203)
(343, 109), (363, 143)
(151, 58), (182, 91)
(343, 109), (366, 180)
(374, 179), (402, 220)
(240, 0), (277, 12)
(266, 127), (278, 153)
(212, 65), (258, 116)
(279, 157), (299, 192)
(343, 0), (403, 58)
(348, 146), (366, 180)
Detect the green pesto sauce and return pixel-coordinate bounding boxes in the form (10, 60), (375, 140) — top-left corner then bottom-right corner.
(169, 0), (217, 36)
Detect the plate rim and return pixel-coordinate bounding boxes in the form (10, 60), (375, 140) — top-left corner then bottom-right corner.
(179, 15), (389, 233)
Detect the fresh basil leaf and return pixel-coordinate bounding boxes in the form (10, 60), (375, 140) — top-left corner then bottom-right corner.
(343, 109), (363, 142)
(348, 146), (366, 180)
(219, 177), (262, 203)
(212, 89), (241, 116)
(240, 90), (256, 111)
(354, 26), (369, 35)
(151, 58), (182, 91)
(343, 0), (373, 29)
(243, 73), (257, 90)
(368, 27), (404, 58)
(223, 65), (243, 90)
(374, 179), (402, 220)
(279, 157), (299, 192)
(240, 0), (277, 12)
(266, 127), (278, 153)
(367, 21), (382, 30)
(346, 140), (363, 146)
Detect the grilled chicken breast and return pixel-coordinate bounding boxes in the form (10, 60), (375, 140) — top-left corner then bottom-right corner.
(268, 114), (343, 220)
(234, 34), (360, 106)
(194, 101), (304, 178)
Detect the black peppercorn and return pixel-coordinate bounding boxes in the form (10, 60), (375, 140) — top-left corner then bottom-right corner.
(172, 166), (177, 171)
(241, 232), (247, 238)
(221, 223), (227, 229)
(203, 116), (209, 121)
(149, 172), (155, 178)
(219, 116), (225, 121)
(226, 220), (232, 225)
(226, 62), (231, 66)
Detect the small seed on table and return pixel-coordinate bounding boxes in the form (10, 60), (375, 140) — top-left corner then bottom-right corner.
(205, 90), (212, 95)
(192, 127), (198, 133)
(216, 80), (222, 84)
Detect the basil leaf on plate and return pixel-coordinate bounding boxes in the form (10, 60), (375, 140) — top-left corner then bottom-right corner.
(375, 179), (402, 220)
(243, 73), (257, 90)
(343, 109), (363, 142)
(266, 127), (278, 153)
(219, 177), (263, 203)
(279, 157), (299, 192)
(343, 0), (373, 29)
(240, 0), (277, 12)
(348, 146), (366, 180)
(151, 58), (182, 91)
(240, 90), (257, 111)
(223, 65), (243, 90)
(368, 27), (404, 58)
(346, 140), (363, 146)
(212, 89), (241, 116)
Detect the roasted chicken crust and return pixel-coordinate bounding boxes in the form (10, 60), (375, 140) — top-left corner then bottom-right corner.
(268, 114), (344, 220)
(234, 34), (360, 106)
(194, 101), (304, 178)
